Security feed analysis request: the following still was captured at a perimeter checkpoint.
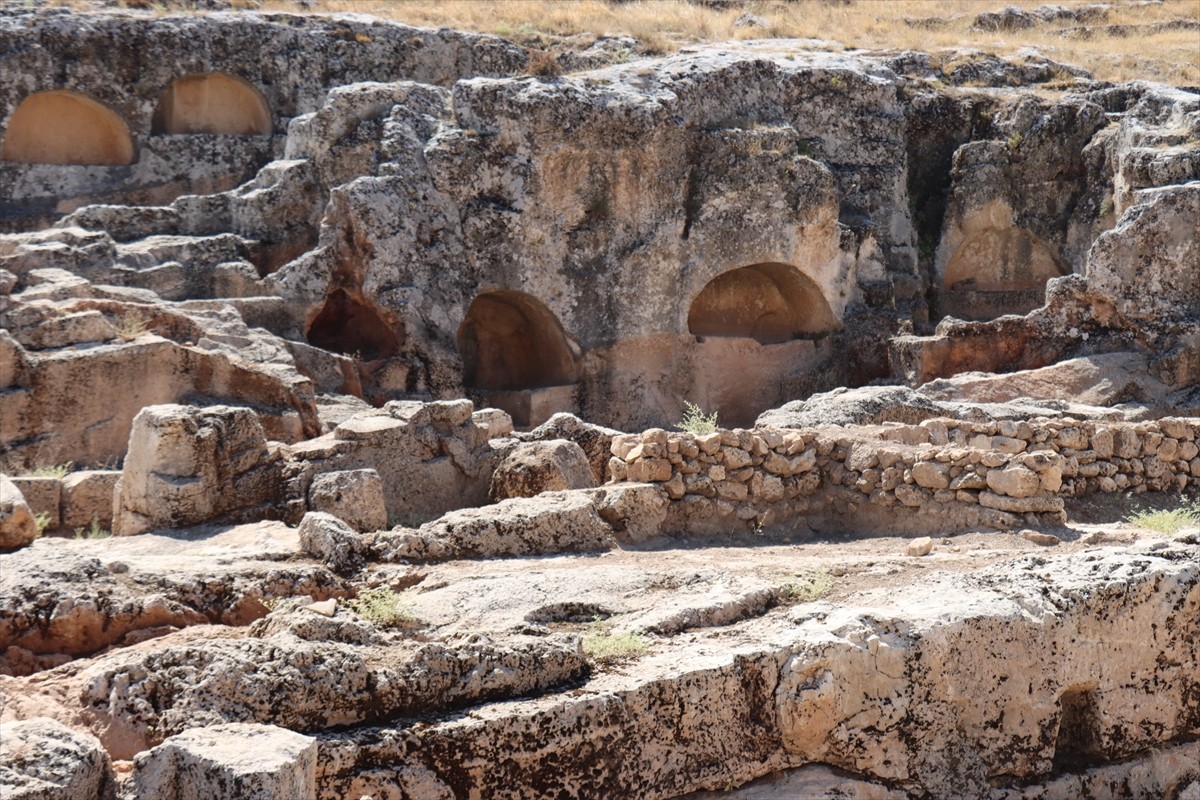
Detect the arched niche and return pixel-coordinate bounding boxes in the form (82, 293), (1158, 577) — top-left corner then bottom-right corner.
(306, 289), (402, 361)
(943, 227), (1065, 292)
(457, 290), (578, 391)
(687, 262), (837, 344)
(152, 73), (272, 136)
(1, 91), (134, 166)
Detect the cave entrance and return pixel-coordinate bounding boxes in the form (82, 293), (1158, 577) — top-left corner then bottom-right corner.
(1053, 685), (1101, 770)
(152, 73), (272, 136)
(457, 291), (579, 427)
(306, 289), (401, 362)
(1, 91), (134, 166)
(687, 262), (837, 344)
(941, 227), (1067, 321)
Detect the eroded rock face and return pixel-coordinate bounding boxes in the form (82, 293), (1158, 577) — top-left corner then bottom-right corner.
(1087, 182), (1200, 323)
(0, 716), (115, 800)
(113, 404), (285, 536)
(306, 469), (387, 533)
(0, 475), (37, 550)
(130, 723), (317, 800)
(489, 439), (596, 501)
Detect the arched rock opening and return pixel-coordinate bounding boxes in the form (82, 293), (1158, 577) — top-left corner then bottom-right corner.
(1, 91), (134, 166)
(457, 291), (578, 392)
(688, 262), (837, 344)
(152, 73), (272, 136)
(306, 289), (401, 361)
(944, 227), (1065, 292)
(940, 226), (1066, 320)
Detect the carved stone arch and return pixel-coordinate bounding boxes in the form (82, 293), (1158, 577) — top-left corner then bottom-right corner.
(457, 290), (578, 391)
(152, 73), (272, 136)
(687, 262), (837, 344)
(1, 91), (134, 165)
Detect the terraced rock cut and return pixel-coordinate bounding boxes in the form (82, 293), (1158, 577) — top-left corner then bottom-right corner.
(0, 1), (1197, 799)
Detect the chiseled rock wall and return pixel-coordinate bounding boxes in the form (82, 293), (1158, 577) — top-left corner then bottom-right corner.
(317, 540), (1200, 800)
(0, 10), (527, 228)
(608, 416), (1200, 534)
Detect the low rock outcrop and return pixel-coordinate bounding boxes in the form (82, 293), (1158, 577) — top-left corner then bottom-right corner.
(130, 723), (317, 800)
(113, 404), (285, 536)
(489, 439), (596, 501)
(0, 717), (115, 800)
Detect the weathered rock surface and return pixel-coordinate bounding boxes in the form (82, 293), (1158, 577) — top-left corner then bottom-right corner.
(306, 468), (387, 532)
(489, 439), (596, 501)
(130, 723), (317, 800)
(0, 716), (115, 800)
(297, 511), (371, 574)
(113, 404), (285, 536)
(0, 474), (37, 549)
(381, 490), (618, 562)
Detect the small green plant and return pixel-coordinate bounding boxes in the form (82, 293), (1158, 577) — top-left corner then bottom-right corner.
(73, 516), (110, 540)
(1006, 132), (1024, 153)
(1125, 499), (1200, 534)
(114, 313), (150, 341)
(1099, 195), (1115, 216)
(33, 512), (52, 538)
(29, 461), (73, 479)
(582, 624), (650, 665)
(829, 75), (848, 90)
(779, 570), (834, 603)
(348, 586), (420, 628)
(677, 401), (718, 436)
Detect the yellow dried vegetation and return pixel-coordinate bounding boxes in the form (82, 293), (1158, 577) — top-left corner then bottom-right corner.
(267, 0), (1200, 85)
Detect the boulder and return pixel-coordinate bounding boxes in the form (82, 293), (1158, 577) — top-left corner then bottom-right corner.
(297, 511), (372, 574)
(60, 470), (120, 531)
(490, 440), (596, 501)
(985, 464), (1042, 498)
(307, 469), (387, 532)
(129, 723), (317, 800)
(113, 404), (284, 536)
(382, 491), (616, 562)
(526, 413), (622, 483)
(1087, 183), (1199, 324)
(0, 717), (115, 800)
(0, 475), (37, 549)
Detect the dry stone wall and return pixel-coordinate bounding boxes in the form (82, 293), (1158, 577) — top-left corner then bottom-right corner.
(609, 416), (1200, 534)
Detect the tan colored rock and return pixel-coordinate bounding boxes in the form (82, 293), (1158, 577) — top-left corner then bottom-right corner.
(381, 491), (616, 562)
(911, 461), (950, 490)
(985, 465), (1042, 498)
(0, 717), (115, 800)
(113, 404), (284, 536)
(297, 511), (372, 574)
(471, 408), (514, 439)
(0, 475), (37, 549)
(8, 477), (60, 531)
(979, 491), (1065, 514)
(130, 723), (317, 800)
(906, 536), (934, 557)
(1020, 530), (1061, 546)
(307, 469), (387, 532)
(490, 440), (596, 501)
(60, 470), (119, 531)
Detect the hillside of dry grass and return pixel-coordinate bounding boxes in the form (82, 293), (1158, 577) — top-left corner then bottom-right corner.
(253, 0), (1200, 85)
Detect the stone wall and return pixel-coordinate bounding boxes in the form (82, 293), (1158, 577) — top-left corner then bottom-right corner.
(608, 416), (1200, 535)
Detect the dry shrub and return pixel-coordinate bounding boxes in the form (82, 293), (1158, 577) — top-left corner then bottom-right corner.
(525, 49), (563, 78)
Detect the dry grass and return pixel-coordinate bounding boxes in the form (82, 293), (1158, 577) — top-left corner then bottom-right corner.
(251, 0), (1200, 85)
